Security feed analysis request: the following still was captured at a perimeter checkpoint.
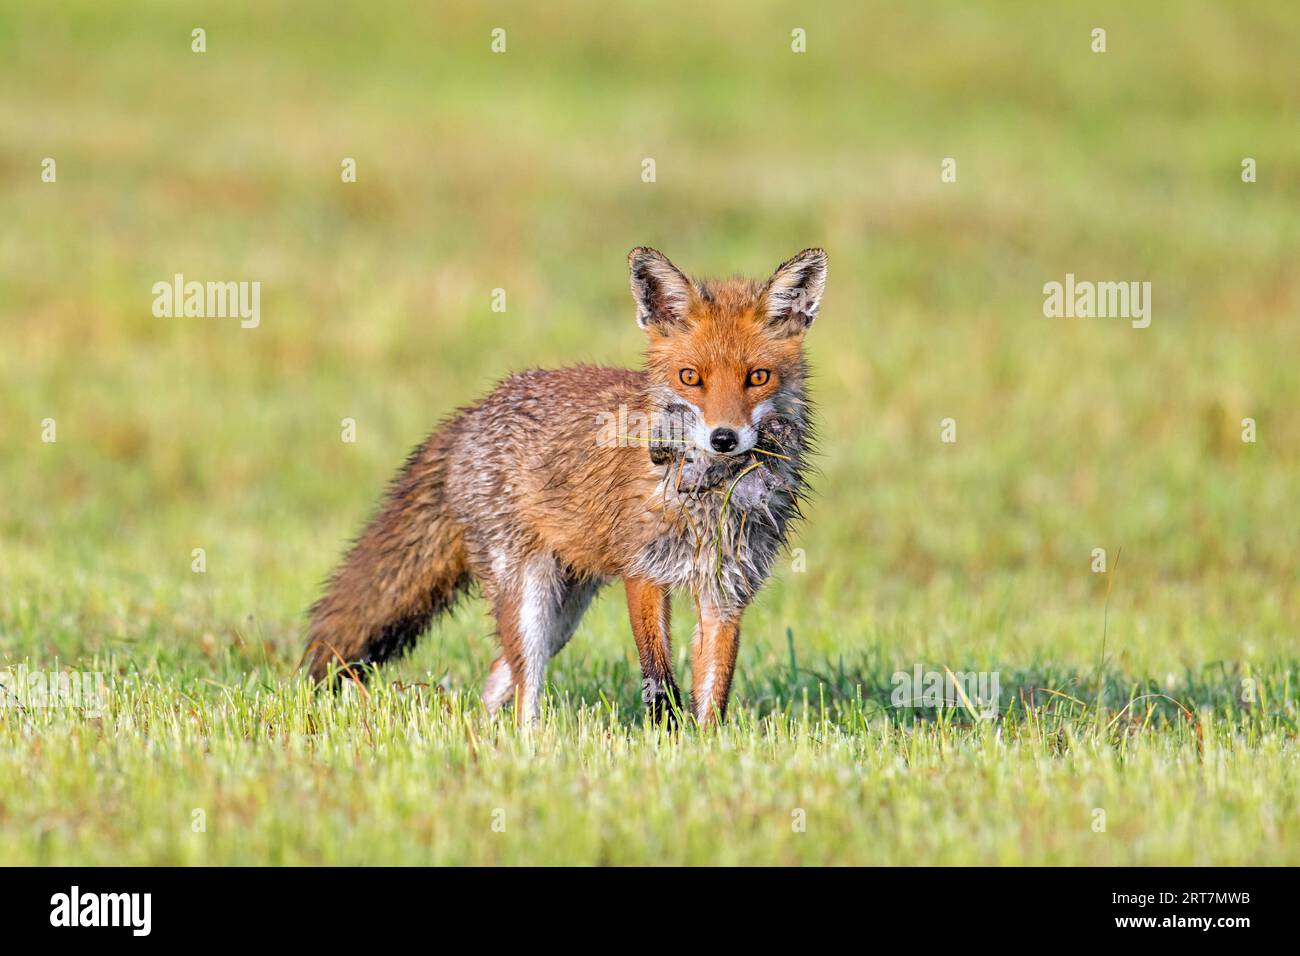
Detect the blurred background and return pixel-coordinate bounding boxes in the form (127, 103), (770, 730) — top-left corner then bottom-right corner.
(2, 0), (1297, 696)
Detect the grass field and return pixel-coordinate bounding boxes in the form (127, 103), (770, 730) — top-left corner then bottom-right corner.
(1, 1), (1298, 865)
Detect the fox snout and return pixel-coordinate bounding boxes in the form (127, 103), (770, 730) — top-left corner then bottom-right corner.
(696, 418), (757, 456)
(678, 403), (757, 457)
(709, 427), (738, 453)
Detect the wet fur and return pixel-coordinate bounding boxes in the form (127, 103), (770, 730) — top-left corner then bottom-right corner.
(305, 248), (825, 722)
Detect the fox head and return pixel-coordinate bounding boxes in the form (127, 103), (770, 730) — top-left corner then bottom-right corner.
(629, 247), (826, 457)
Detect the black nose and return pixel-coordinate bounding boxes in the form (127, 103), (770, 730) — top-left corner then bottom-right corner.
(710, 428), (739, 453)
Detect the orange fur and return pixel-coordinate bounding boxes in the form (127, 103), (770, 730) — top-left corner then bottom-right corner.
(305, 248), (825, 725)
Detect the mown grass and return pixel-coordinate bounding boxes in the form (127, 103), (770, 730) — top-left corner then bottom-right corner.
(1, 0), (1298, 864)
(3, 663), (1297, 865)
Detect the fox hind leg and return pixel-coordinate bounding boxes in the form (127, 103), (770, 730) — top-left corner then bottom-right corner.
(483, 557), (601, 719)
(481, 655), (515, 713)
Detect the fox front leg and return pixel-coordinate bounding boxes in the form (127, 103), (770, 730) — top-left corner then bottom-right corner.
(623, 577), (681, 722)
(691, 600), (742, 725)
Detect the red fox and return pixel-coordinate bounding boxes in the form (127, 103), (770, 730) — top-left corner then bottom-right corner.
(305, 247), (825, 723)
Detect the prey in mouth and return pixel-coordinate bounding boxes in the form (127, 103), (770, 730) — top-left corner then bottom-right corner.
(649, 404), (804, 511)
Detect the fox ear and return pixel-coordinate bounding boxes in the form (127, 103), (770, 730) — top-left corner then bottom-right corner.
(629, 247), (693, 332)
(763, 248), (827, 336)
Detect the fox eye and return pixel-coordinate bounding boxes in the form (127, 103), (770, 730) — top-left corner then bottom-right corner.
(747, 369), (771, 387)
(679, 368), (701, 387)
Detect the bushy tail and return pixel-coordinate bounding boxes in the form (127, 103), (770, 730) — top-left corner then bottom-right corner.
(305, 429), (471, 683)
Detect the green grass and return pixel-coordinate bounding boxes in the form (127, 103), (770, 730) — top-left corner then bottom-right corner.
(1, 0), (1298, 865)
